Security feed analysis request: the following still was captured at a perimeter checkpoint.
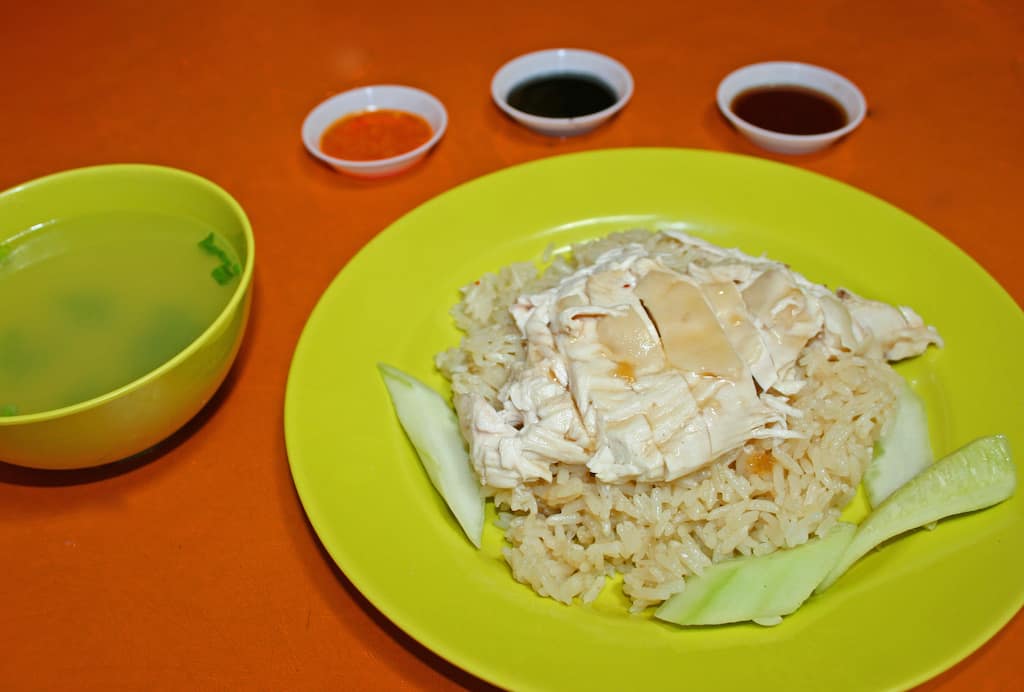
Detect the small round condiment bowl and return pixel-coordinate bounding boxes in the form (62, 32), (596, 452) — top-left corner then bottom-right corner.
(716, 61), (866, 155)
(491, 48), (634, 137)
(302, 85), (448, 178)
(0, 164), (254, 470)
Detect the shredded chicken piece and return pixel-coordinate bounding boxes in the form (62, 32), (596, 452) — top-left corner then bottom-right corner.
(467, 231), (941, 489)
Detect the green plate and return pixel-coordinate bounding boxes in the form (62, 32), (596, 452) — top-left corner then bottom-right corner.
(284, 149), (1024, 691)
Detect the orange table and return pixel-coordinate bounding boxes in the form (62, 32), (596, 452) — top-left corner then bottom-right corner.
(1, 1), (1021, 689)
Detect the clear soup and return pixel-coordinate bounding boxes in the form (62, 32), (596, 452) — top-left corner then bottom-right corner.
(0, 211), (242, 416)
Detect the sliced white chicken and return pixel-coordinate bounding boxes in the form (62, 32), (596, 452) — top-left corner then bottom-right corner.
(742, 268), (823, 392)
(462, 232), (942, 489)
(837, 287), (943, 360)
(688, 374), (783, 456)
(635, 270), (748, 381)
(700, 280), (778, 391)
(815, 291), (866, 354)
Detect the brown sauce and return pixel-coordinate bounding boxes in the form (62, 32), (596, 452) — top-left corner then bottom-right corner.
(730, 85), (848, 135)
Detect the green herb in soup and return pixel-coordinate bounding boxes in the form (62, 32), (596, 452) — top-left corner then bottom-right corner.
(198, 232), (242, 286)
(0, 212), (241, 415)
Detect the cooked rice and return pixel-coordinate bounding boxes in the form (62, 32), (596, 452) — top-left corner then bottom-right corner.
(435, 230), (902, 611)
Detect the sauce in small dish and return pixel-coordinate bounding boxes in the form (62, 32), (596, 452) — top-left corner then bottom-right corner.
(302, 85), (447, 178)
(716, 62), (866, 155)
(506, 73), (618, 119)
(319, 109), (433, 161)
(491, 49), (633, 137)
(729, 85), (848, 136)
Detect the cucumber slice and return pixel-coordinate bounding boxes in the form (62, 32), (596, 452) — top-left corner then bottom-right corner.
(817, 434), (1015, 592)
(654, 523), (856, 626)
(863, 383), (932, 507)
(379, 364), (484, 548)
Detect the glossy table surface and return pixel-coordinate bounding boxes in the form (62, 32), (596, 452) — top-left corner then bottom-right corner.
(1, 1), (1021, 689)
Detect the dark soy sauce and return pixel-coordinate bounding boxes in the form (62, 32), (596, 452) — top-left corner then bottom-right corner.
(730, 85), (848, 135)
(506, 73), (618, 118)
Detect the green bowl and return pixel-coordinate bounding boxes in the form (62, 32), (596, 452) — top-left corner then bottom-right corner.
(0, 164), (254, 470)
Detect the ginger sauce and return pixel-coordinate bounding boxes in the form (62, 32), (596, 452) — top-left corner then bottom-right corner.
(320, 109), (432, 161)
(745, 450), (776, 476)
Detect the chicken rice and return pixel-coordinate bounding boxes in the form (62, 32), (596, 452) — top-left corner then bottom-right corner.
(435, 229), (940, 610)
